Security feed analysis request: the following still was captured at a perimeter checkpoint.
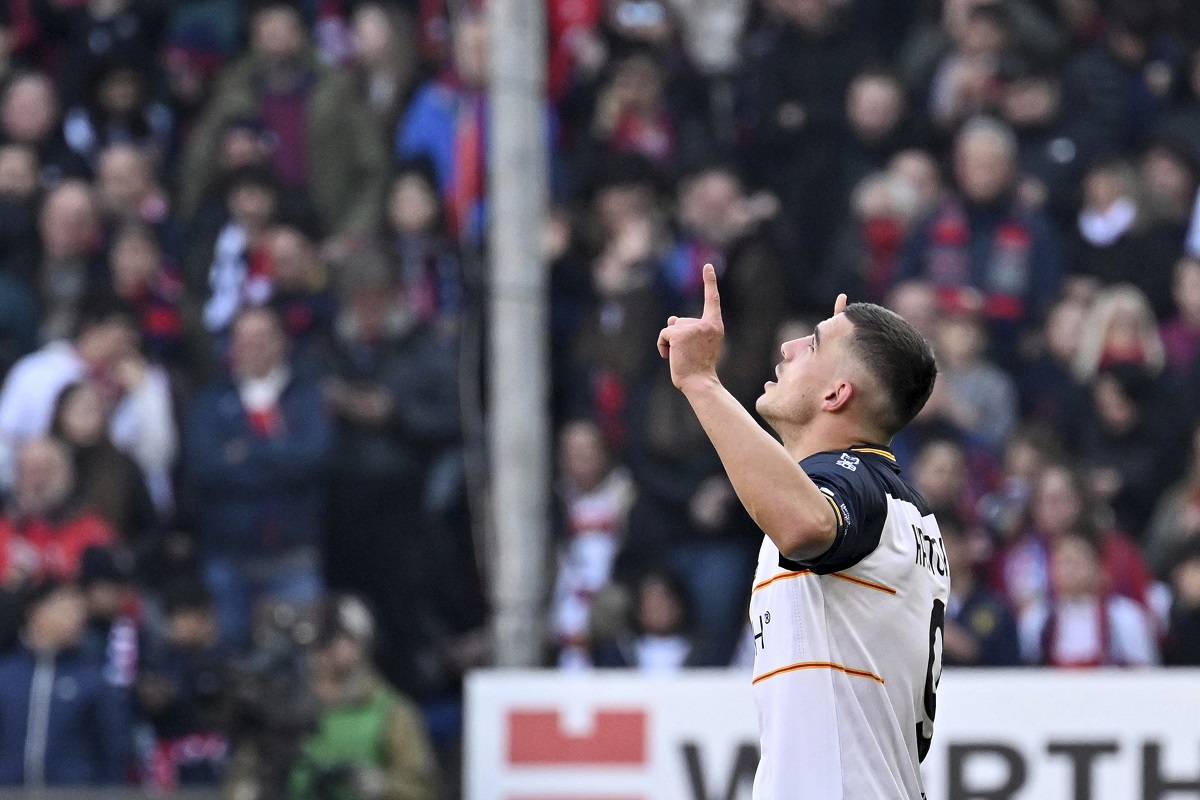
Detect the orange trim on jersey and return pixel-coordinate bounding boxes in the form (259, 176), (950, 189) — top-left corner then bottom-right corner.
(829, 572), (897, 595)
(821, 492), (844, 527)
(752, 661), (885, 686)
(753, 570), (811, 592)
(751, 569), (896, 595)
(850, 446), (897, 462)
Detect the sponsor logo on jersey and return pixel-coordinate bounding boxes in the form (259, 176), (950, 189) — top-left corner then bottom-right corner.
(836, 453), (860, 472)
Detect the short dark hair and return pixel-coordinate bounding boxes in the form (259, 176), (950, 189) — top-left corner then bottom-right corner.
(163, 579), (214, 616)
(74, 292), (139, 340)
(843, 302), (938, 436)
(222, 164), (280, 200)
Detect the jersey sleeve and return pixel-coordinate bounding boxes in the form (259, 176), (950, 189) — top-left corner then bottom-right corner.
(783, 452), (888, 574)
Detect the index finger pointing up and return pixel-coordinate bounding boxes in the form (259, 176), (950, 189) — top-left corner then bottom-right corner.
(702, 263), (722, 324)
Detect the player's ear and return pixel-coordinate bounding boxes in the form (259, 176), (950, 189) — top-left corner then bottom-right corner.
(822, 380), (853, 413)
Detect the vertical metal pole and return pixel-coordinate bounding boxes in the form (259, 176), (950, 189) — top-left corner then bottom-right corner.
(487, 0), (550, 667)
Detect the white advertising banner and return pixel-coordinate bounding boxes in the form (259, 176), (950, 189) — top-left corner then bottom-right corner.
(465, 668), (1200, 800)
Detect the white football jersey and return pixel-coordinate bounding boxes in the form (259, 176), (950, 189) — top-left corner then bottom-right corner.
(748, 446), (950, 800)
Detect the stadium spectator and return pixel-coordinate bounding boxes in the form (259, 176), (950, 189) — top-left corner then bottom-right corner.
(160, 20), (227, 159)
(0, 71), (89, 183)
(1146, 423), (1200, 576)
(911, 436), (975, 518)
(288, 594), (441, 800)
(898, 116), (1064, 368)
(976, 424), (1062, 544)
(551, 419), (635, 668)
(321, 250), (461, 691)
(261, 223), (336, 375)
(1070, 160), (1183, 318)
(136, 580), (228, 789)
(94, 144), (177, 250)
(568, 166), (667, 439)
(397, 11), (507, 245)
(1018, 530), (1159, 666)
(34, 180), (107, 344)
(0, 144), (40, 369)
(1000, 60), (1104, 231)
(181, 0), (386, 246)
(379, 161), (464, 333)
(62, 63), (174, 169)
(911, 437), (974, 516)
(1160, 256), (1200, 372)
(1068, 365), (1180, 537)
(29, 0), (166, 109)
(184, 307), (332, 649)
(0, 580), (131, 785)
(887, 369), (1003, 488)
(589, 47), (677, 171)
(926, 1), (1015, 130)
(932, 292), (1019, 448)
(593, 568), (703, 669)
(993, 463), (1151, 614)
(348, 2), (419, 138)
(886, 278), (941, 340)
(840, 67), (916, 200)
(736, 0), (870, 272)
(179, 116), (274, 239)
(49, 381), (158, 551)
(1065, 286), (1172, 433)
(0, 437), (115, 584)
(1138, 142), (1195, 239)
(1163, 539), (1200, 665)
(940, 510), (1020, 667)
(821, 170), (924, 306)
(887, 148), (944, 220)
(620, 362), (756, 665)
(1018, 295), (1088, 423)
(108, 223), (190, 370)
(659, 164), (786, 402)
(1061, 0), (1187, 153)
(78, 546), (141, 691)
(198, 166), (282, 340)
(899, 0), (1065, 112)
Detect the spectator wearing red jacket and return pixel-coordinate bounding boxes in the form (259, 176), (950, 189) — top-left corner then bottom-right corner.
(0, 436), (114, 585)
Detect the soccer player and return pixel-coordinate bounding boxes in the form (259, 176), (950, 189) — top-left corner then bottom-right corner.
(657, 265), (947, 799)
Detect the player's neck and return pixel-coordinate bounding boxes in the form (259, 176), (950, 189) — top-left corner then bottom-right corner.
(779, 418), (882, 462)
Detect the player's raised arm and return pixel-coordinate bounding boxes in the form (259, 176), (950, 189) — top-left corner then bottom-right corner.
(658, 264), (837, 561)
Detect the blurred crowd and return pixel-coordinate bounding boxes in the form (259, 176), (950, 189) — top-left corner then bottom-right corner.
(3, 0), (1200, 794)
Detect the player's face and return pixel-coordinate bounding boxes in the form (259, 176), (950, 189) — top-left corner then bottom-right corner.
(757, 313), (850, 429)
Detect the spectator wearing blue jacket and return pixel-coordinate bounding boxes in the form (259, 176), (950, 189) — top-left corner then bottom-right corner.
(0, 580), (131, 786)
(898, 117), (1064, 370)
(396, 14), (490, 246)
(185, 307), (332, 649)
(397, 12), (557, 246)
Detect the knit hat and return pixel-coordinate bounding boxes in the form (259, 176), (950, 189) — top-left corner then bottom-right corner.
(163, 579), (215, 616)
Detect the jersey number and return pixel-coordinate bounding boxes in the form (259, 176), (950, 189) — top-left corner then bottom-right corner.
(917, 598), (945, 762)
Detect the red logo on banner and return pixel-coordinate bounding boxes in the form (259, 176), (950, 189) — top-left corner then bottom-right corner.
(507, 709), (647, 765)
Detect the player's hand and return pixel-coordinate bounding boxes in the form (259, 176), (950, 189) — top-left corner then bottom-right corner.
(658, 263), (723, 392)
